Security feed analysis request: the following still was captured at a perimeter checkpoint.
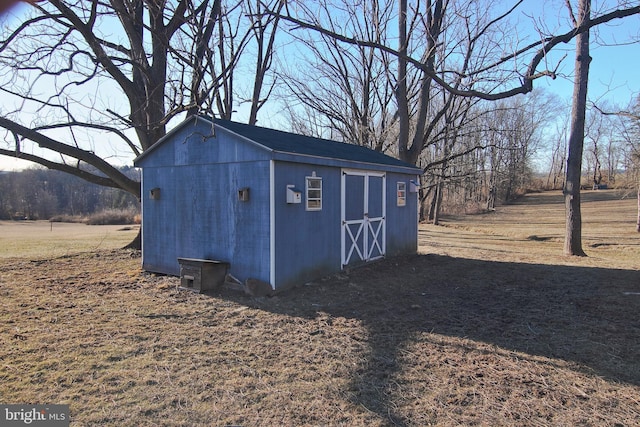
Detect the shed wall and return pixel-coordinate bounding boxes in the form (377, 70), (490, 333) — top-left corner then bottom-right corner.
(272, 162), (341, 289)
(272, 164), (418, 290)
(384, 172), (419, 256)
(139, 119), (272, 282)
(138, 117), (269, 168)
(141, 161), (271, 281)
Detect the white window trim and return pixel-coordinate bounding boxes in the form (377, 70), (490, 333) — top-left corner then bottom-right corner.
(306, 176), (322, 211)
(397, 182), (406, 207)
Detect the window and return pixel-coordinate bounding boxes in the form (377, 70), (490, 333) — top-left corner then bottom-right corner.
(306, 176), (322, 210)
(397, 182), (406, 206)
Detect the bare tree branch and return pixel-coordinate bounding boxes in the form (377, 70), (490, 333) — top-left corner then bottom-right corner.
(0, 117), (139, 195)
(0, 148), (125, 189)
(270, 3), (640, 100)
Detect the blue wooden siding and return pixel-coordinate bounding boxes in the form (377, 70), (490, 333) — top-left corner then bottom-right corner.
(384, 173), (419, 255)
(344, 174), (365, 221)
(138, 118), (272, 282)
(272, 162), (341, 289)
(366, 174), (385, 260)
(177, 161), (271, 279)
(272, 164), (417, 289)
(141, 167), (178, 274)
(138, 117), (270, 168)
(142, 161), (272, 280)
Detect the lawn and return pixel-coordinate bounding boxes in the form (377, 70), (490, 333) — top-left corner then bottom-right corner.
(0, 190), (638, 426)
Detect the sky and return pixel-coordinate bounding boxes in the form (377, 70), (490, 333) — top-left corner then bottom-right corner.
(1, 0), (639, 172)
(535, 11), (640, 104)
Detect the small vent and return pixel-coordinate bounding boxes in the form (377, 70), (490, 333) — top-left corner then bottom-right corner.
(238, 187), (250, 202)
(150, 188), (161, 200)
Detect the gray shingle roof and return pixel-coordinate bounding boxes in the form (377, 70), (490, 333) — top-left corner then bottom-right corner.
(215, 118), (419, 171)
(135, 114), (420, 173)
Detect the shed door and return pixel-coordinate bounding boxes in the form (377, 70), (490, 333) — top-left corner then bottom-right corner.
(341, 170), (386, 268)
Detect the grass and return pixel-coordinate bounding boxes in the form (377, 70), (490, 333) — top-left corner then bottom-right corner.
(429, 189), (639, 268)
(0, 189), (639, 426)
(0, 221), (139, 259)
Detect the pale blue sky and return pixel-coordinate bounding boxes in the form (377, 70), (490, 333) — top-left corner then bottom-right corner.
(540, 17), (639, 105)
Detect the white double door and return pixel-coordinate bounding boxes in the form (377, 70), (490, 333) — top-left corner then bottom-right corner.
(341, 170), (386, 268)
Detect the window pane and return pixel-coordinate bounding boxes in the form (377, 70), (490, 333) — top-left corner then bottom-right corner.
(306, 176), (322, 210)
(397, 182), (406, 206)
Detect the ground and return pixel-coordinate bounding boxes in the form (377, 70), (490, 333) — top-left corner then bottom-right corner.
(0, 190), (638, 426)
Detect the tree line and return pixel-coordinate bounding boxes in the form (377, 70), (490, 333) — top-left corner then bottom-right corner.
(0, 167), (139, 221)
(426, 94), (640, 219)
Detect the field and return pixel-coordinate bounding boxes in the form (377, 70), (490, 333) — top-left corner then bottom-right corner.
(0, 190), (639, 426)
(0, 221), (139, 259)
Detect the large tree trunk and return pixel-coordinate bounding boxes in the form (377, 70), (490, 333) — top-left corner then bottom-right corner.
(563, 0), (590, 256)
(124, 228), (142, 250)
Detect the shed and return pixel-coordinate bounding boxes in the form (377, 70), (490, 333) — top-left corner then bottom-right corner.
(134, 114), (421, 292)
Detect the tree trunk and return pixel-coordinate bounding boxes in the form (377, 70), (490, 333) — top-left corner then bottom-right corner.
(432, 180), (443, 225)
(124, 228), (142, 250)
(563, 0), (590, 256)
(487, 183), (496, 211)
(636, 182), (640, 232)
(427, 188), (437, 222)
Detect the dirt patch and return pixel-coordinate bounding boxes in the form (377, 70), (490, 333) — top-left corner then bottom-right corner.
(0, 191), (639, 426)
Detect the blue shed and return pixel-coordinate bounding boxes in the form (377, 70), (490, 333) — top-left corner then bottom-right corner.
(134, 115), (421, 292)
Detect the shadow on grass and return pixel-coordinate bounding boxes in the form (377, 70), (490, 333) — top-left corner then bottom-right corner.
(223, 253), (640, 425)
(511, 189), (627, 206)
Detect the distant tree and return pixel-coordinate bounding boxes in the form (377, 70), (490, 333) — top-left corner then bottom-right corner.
(586, 102), (624, 187)
(545, 120), (569, 191)
(601, 97), (640, 232)
(484, 92), (560, 205)
(623, 106), (640, 233)
(0, 167), (139, 220)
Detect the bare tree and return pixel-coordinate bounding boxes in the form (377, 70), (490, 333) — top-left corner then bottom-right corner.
(245, 0), (283, 125)
(0, 0), (283, 245)
(276, 0), (525, 223)
(419, 90), (559, 218)
(586, 102), (623, 187)
(272, 1), (640, 104)
(0, 0), (283, 185)
(564, 0), (591, 257)
(622, 109), (640, 232)
(270, 0), (640, 228)
(277, 0), (398, 151)
(613, 99), (640, 232)
(0, 1), (216, 193)
(546, 120), (569, 191)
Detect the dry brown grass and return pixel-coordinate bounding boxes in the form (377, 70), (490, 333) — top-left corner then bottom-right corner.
(0, 190), (639, 426)
(0, 221), (139, 259)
